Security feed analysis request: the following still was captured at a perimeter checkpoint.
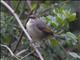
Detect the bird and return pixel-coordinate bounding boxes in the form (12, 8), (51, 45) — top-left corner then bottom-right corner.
(26, 15), (54, 46)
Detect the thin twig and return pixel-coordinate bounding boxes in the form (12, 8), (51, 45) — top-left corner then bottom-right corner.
(0, 44), (20, 60)
(20, 50), (34, 60)
(16, 48), (29, 56)
(26, 0), (32, 10)
(13, 0), (39, 53)
(1, 1), (44, 60)
(13, 10), (33, 53)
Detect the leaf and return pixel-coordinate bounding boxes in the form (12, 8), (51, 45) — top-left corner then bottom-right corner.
(77, 35), (80, 41)
(66, 32), (77, 40)
(50, 39), (59, 48)
(51, 22), (58, 28)
(45, 16), (59, 28)
(66, 32), (77, 45)
(67, 13), (76, 22)
(63, 9), (76, 22)
(31, 3), (37, 10)
(68, 51), (80, 59)
(56, 14), (65, 26)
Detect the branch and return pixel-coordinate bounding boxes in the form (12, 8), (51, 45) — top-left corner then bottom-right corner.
(1, 0), (44, 60)
(13, 10), (33, 53)
(0, 44), (20, 60)
(13, 1), (39, 53)
(16, 48), (29, 56)
(20, 50), (34, 60)
(26, 0), (32, 10)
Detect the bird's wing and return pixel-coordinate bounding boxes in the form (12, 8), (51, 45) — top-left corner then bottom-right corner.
(37, 20), (53, 35)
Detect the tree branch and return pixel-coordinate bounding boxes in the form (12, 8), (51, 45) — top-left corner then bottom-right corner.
(1, 0), (44, 60)
(0, 44), (20, 60)
(13, 0), (40, 53)
(13, 10), (33, 53)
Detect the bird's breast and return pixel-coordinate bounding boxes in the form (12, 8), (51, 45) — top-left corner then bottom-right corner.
(26, 20), (45, 41)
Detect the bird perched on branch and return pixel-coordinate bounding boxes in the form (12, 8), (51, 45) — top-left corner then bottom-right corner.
(26, 15), (54, 45)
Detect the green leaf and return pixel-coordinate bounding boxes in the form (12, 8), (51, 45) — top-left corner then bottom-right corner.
(63, 9), (76, 22)
(77, 35), (80, 41)
(66, 32), (77, 40)
(66, 32), (77, 45)
(50, 39), (59, 48)
(51, 21), (58, 28)
(31, 3), (37, 10)
(56, 14), (65, 26)
(66, 13), (76, 22)
(45, 16), (59, 28)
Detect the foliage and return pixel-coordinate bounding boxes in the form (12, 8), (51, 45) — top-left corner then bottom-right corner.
(0, 1), (80, 60)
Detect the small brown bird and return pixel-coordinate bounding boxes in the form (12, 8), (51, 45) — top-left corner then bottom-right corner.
(26, 15), (53, 44)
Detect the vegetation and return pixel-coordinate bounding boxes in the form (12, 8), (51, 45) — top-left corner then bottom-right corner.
(0, 1), (80, 60)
